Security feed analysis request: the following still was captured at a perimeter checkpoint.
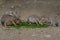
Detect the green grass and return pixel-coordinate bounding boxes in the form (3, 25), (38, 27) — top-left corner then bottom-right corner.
(10, 21), (50, 29)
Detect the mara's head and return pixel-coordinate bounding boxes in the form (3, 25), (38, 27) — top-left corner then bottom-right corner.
(38, 17), (51, 25)
(9, 11), (21, 24)
(14, 18), (21, 24)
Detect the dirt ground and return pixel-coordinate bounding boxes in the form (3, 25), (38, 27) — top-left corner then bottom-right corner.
(0, 27), (60, 40)
(0, 0), (60, 40)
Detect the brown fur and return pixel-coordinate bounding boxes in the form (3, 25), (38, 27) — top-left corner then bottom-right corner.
(1, 14), (21, 27)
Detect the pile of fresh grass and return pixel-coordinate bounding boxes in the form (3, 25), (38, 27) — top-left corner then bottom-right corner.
(10, 21), (50, 29)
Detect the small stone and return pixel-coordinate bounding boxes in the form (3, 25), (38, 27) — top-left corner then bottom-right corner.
(32, 34), (36, 36)
(44, 34), (51, 38)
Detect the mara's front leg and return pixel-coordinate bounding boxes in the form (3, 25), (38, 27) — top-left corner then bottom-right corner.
(11, 20), (16, 26)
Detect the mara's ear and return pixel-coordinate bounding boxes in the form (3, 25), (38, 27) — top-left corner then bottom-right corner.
(14, 12), (20, 18)
(9, 11), (18, 17)
(15, 11), (21, 18)
(8, 11), (14, 15)
(55, 15), (58, 19)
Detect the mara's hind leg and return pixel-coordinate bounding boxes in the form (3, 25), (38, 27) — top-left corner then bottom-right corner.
(4, 21), (7, 28)
(3, 21), (10, 30)
(1, 22), (4, 27)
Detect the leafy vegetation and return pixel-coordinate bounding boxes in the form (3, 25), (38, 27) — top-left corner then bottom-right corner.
(10, 21), (50, 29)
